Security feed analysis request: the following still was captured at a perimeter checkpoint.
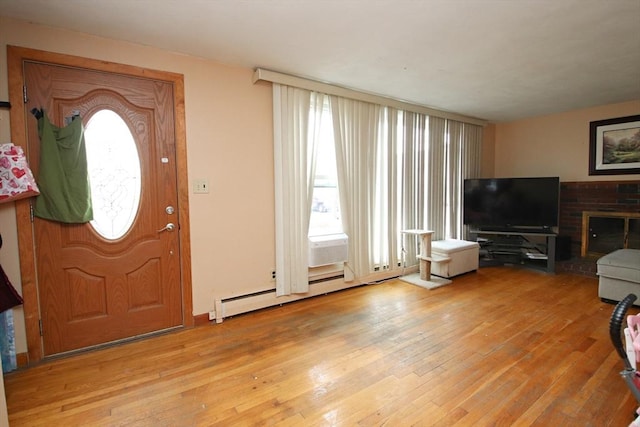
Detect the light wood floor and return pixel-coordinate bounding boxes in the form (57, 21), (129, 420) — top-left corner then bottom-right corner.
(4, 266), (639, 426)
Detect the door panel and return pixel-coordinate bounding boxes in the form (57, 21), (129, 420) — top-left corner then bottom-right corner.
(24, 61), (183, 355)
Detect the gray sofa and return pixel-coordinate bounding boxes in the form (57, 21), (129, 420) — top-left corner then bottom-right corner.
(597, 249), (640, 303)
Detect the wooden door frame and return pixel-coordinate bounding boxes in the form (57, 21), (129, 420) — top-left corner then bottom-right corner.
(7, 46), (194, 363)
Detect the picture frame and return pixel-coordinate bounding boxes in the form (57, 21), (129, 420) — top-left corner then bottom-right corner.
(589, 114), (640, 175)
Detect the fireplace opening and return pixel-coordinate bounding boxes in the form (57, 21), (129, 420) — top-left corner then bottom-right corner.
(581, 211), (640, 257)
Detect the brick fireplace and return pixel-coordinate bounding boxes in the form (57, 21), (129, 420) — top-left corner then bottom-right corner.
(558, 181), (639, 276)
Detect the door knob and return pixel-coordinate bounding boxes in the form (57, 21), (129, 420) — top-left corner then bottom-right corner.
(157, 223), (175, 233)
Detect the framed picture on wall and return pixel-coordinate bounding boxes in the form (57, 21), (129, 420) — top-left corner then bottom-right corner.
(589, 114), (640, 175)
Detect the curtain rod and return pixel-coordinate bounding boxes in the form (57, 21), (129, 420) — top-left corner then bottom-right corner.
(253, 68), (486, 127)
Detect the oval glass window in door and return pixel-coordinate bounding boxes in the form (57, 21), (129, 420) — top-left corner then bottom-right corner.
(84, 109), (141, 240)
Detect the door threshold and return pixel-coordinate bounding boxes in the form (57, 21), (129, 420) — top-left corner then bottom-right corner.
(42, 326), (184, 362)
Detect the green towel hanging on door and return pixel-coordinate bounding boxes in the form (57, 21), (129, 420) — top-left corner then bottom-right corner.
(34, 112), (93, 223)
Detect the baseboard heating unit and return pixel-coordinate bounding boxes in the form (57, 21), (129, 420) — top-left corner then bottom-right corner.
(213, 276), (358, 323)
(211, 268), (399, 323)
(308, 233), (348, 267)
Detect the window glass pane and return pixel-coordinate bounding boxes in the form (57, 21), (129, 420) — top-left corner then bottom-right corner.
(309, 103), (342, 237)
(84, 109), (141, 240)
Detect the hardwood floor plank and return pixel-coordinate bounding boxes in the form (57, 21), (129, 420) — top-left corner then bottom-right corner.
(4, 267), (639, 426)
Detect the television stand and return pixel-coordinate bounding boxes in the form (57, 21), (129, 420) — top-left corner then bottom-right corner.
(470, 229), (556, 273)
(477, 226), (553, 234)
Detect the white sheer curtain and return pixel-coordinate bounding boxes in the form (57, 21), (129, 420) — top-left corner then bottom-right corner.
(425, 117), (483, 240)
(447, 121), (483, 239)
(399, 111), (427, 268)
(272, 84), (325, 295)
(273, 82), (482, 287)
(426, 116), (448, 241)
(330, 96), (383, 281)
(446, 120), (464, 239)
(372, 108), (400, 274)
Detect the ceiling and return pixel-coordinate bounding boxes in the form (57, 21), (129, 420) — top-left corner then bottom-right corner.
(1, 0), (639, 123)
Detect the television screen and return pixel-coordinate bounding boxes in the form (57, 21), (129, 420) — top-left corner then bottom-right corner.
(463, 177), (560, 231)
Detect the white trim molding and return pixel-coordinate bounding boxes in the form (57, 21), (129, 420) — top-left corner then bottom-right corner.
(253, 68), (487, 127)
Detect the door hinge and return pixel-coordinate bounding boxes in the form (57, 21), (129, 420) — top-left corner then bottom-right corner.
(23, 85), (28, 104)
(30, 203), (34, 223)
(39, 319), (43, 336)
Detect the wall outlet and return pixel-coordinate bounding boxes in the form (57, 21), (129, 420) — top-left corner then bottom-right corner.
(271, 270), (276, 280)
(208, 310), (216, 321)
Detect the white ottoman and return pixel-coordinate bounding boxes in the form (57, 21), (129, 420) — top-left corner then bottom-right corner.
(597, 249), (640, 303)
(431, 239), (480, 278)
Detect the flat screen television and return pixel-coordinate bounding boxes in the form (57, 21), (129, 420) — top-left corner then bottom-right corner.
(463, 177), (560, 232)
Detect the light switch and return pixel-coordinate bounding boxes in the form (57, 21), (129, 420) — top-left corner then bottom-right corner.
(193, 179), (209, 194)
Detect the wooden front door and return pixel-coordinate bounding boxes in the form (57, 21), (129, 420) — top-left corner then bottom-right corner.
(21, 59), (185, 356)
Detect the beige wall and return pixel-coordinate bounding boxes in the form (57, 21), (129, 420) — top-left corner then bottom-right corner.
(1, 16), (639, 356)
(493, 100), (640, 181)
(0, 17), (276, 353)
(481, 124), (496, 178)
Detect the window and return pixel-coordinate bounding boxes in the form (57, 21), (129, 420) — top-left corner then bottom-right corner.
(272, 82), (482, 290)
(84, 109), (141, 240)
(308, 100), (342, 237)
